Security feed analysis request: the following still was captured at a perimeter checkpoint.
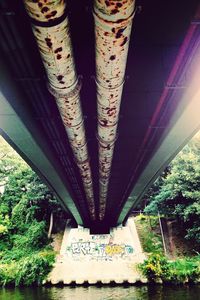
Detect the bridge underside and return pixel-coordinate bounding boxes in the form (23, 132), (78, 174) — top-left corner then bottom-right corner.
(0, 0), (200, 231)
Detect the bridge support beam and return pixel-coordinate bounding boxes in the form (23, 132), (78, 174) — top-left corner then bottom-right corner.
(23, 0), (96, 220)
(94, 0), (135, 220)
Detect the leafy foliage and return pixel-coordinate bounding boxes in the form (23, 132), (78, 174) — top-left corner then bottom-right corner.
(0, 136), (66, 286)
(0, 250), (55, 286)
(144, 132), (200, 248)
(140, 254), (200, 284)
(15, 250), (55, 286)
(139, 254), (170, 282)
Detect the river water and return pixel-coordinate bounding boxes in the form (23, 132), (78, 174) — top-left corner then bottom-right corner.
(0, 285), (200, 300)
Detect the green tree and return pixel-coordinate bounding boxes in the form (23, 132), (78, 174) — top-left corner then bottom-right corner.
(0, 136), (66, 232)
(0, 136), (71, 285)
(145, 132), (200, 247)
(0, 135), (67, 257)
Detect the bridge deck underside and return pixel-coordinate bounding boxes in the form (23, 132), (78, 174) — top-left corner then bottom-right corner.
(0, 0), (199, 230)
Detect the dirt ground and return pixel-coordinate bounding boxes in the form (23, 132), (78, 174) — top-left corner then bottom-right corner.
(164, 219), (195, 258)
(51, 232), (64, 253)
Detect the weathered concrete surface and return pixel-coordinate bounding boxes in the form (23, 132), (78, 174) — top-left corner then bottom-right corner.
(48, 217), (146, 285)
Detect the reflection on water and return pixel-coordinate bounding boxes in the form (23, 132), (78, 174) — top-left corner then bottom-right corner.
(1, 285), (200, 300)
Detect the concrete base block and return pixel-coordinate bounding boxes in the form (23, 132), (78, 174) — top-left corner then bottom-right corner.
(88, 279), (97, 284)
(128, 278), (136, 284)
(63, 279), (72, 285)
(101, 279), (111, 284)
(76, 279), (85, 285)
(51, 279), (59, 285)
(114, 279), (124, 284)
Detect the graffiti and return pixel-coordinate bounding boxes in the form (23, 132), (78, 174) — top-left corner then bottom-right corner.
(64, 227), (136, 261)
(66, 241), (134, 261)
(91, 234), (108, 240)
(105, 245), (123, 255)
(71, 242), (97, 255)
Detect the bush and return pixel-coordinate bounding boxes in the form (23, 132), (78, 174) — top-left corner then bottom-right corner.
(140, 254), (170, 282)
(0, 262), (16, 286)
(168, 257), (200, 283)
(25, 220), (48, 249)
(15, 251), (55, 286)
(0, 249), (55, 287)
(13, 221), (47, 250)
(0, 224), (8, 236)
(140, 254), (200, 284)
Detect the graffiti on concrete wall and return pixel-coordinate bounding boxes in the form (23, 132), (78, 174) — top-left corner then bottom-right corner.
(66, 241), (134, 261)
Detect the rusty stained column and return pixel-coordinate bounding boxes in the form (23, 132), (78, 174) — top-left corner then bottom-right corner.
(23, 0), (95, 220)
(94, 0), (135, 220)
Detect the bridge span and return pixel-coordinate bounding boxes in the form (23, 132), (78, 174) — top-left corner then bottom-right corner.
(0, 0), (200, 232)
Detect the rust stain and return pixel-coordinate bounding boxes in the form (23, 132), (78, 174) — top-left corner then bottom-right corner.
(54, 47), (62, 53)
(110, 55), (116, 60)
(111, 9), (119, 14)
(57, 75), (63, 81)
(45, 37), (52, 48)
(46, 10), (57, 19)
(41, 6), (49, 13)
(24, 0), (64, 22)
(120, 36), (128, 46)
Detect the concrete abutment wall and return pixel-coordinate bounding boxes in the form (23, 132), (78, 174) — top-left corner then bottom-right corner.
(48, 217), (146, 285)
